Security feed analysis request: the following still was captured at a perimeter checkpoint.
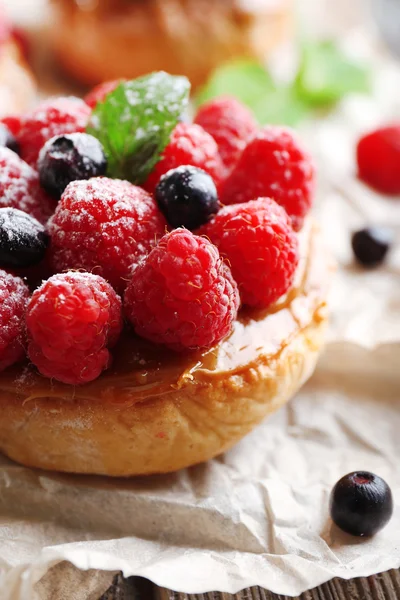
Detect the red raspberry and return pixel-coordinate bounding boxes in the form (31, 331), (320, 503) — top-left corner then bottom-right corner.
(84, 79), (125, 109)
(0, 270), (29, 371)
(26, 271), (122, 385)
(200, 198), (299, 308)
(17, 97), (91, 167)
(124, 229), (240, 351)
(48, 177), (166, 292)
(194, 96), (257, 173)
(220, 127), (316, 231)
(1, 115), (22, 137)
(0, 148), (56, 224)
(357, 126), (400, 194)
(144, 123), (223, 193)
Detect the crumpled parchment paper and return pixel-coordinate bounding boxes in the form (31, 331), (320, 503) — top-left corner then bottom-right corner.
(1, 1), (400, 598)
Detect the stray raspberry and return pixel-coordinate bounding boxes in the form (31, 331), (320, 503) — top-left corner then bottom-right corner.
(144, 123), (223, 193)
(84, 79), (125, 108)
(48, 177), (166, 291)
(357, 126), (400, 194)
(220, 127), (316, 231)
(194, 96), (257, 173)
(200, 198), (299, 308)
(26, 271), (122, 385)
(0, 148), (56, 224)
(124, 229), (240, 351)
(0, 269), (29, 371)
(17, 97), (91, 167)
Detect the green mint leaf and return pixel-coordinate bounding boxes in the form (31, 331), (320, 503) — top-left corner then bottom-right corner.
(196, 60), (311, 127)
(87, 72), (190, 184)
(196, 60), (275, 109)
(296, 40), (371, 106)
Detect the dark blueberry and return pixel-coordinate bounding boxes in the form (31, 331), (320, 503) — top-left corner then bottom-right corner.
(38, 133), (107, 199)
(0, 123), (19, 154)
(155, 165), (220, 230)
(0, 208), (49, 268)
(330, 471), (393, 537)
(352, 227), (393, 267)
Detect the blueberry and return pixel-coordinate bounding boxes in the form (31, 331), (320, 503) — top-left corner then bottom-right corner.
(352, 227), (393, 267)
(0, 123), (19, 154)
(330, 471), (393, 537)
(0, 208), (49, 268)
(38, 133), (107, 199)
(155, 165), (220, 230)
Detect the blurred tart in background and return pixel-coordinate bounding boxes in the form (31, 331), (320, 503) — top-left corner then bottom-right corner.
(49, 0), (293, 88)
(0, 10), (36, 116)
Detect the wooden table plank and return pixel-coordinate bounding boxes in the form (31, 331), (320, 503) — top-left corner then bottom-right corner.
(100, 570), (400, 600)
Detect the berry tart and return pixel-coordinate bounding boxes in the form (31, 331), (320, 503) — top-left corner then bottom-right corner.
(0, 9), (36, 117)
(49, 0), (293, 88)
(0, 74), (331, 476)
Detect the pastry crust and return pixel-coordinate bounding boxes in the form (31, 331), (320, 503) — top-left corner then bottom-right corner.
(50, 0), (293, 88)
(0, 220), (332, 476)
(0, 39), (36, 117)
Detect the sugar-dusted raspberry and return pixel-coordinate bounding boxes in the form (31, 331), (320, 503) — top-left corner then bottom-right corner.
(194, 96), (257, 173)
(0, 269), (29, 371)
(357, 126), (400, 194)
(144, 123), (224, 193)
(200, 198), (299, 308)
(124, 229), (240, 351)
(1, 115), (22, 137)
(84, 79), (125, 108)
(48, 177), (166, 291)
(220, 127), (316, 231)
(26, 271), (122, 385)
(17, 97), (91, 167)
(0, 148), (56, 224)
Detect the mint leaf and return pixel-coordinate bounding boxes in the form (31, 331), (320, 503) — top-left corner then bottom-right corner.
(87, 72), (190, 184)
(196, 60), (275, 108)
(251, 87), (310, 127)
(196, 60), (311, 127)
(296, 41), (371, 106)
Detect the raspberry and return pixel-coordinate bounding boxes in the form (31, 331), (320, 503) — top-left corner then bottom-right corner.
(194, 96), (257, 173)
(124, 229), (240, 351)
(84, 79), (125, 108)
(1, 115), (22, 137)
(48, 177), (166, 291)
(200, 198), (299, 308)
(17, 97), (91, 167)
(0, 270), (29, 371)
(26, 272), (122, 385)
(144, 123), (223, 193)
(0, 148), (56, 224)
(357, 126), (400, 194)
(220, 127), (316, 231)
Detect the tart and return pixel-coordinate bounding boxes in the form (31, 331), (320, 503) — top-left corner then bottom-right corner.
(0, 15), (36, 117)
(0, 75), (331, 477)
(0, 219), (330, 476)
(49, 0), (293, 88)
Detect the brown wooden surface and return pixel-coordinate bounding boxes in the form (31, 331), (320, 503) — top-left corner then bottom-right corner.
(99, 570), (400, 600)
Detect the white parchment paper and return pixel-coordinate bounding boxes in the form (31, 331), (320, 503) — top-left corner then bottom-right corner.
(1, 1), (400, 598)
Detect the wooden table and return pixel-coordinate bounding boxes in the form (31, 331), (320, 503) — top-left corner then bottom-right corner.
(99, 570), (400, 600)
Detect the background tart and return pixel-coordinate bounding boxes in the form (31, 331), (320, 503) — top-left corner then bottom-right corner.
(0, 219), (331, 477)
(0, 37), (36, 117)
(49, 0), (293, 88)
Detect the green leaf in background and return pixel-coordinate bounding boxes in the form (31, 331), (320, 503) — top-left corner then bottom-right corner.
(196, 60), (275, 108)
(195, 60), (308, 126)
(296, 40), (371, 106)
(87, 72), (191, 184)
(196, 42), (371, 127)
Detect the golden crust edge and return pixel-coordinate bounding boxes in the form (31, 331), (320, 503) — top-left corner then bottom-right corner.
(0, 302), (327, 476)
